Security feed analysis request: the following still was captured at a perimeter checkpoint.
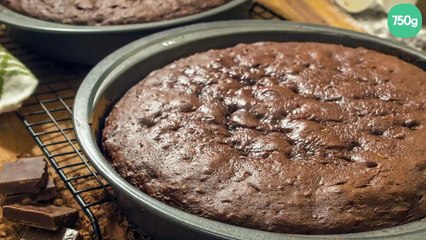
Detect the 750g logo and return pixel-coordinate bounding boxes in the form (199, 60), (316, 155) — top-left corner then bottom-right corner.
(388, 3), (422, 38)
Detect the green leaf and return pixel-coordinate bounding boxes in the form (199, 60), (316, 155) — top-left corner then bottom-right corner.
(0, 53), (9, 99)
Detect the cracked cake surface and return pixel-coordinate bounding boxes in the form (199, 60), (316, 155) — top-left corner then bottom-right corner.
(0, 0), (228, 25)
(103, 42), (426, 234)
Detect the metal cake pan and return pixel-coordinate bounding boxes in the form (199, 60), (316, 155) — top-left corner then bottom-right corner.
(0, 0), (251, 65)
(74, 20), (426, 240)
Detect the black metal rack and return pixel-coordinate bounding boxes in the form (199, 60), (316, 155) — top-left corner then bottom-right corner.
(16, 77), (110, 239)
(7, 3), (283, 240)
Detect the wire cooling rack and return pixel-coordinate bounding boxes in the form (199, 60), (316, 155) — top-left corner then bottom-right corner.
(5, 3), (283, 240)
(250, 2), (285, 20)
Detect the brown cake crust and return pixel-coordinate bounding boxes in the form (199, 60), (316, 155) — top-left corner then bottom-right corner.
(103, 42), (426, 234)
(0, 0), (228, 25)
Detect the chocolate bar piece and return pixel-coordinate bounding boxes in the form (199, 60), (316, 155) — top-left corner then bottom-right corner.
(0, 157), (48, 195)
(5, 176), (58, 204)
(30, 176), (58, 202)
(21, 227), (81, 240)
(4, 193), (31, 205)
(3, 204), (79, 231)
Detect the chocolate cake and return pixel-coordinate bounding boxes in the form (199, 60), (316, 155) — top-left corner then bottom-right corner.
(103, 42), (426, 234)
(0, 0), (228, 25)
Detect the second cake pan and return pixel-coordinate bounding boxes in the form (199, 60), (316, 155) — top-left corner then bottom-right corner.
(0, 0), (251, 65)
(74, 20), (426, 239)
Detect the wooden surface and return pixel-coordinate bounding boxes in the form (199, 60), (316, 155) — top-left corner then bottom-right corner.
(0, 113), (40, 165)
(256, 0), (365, 32)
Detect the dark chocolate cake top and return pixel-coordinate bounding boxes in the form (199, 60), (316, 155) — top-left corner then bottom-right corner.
(1, 0), (228, 25)
(103, 42), (426, 234)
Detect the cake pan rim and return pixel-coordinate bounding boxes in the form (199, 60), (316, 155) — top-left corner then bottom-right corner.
(74, 20), (426, 239)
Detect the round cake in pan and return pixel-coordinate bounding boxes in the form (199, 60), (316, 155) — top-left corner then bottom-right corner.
(0, 0), (228, 25)
(103, 42), (426, 234)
